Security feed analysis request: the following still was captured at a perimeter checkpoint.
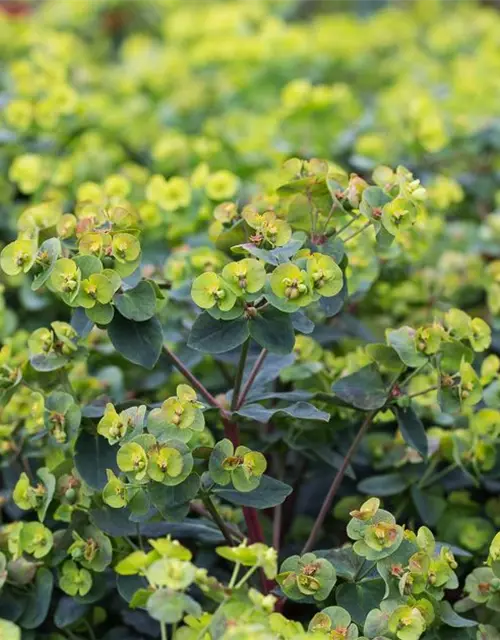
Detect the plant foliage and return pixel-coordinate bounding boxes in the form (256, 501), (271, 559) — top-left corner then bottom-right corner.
(1, 0), (500, 638)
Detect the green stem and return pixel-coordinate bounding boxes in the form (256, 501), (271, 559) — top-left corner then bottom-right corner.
(124, 536), (139, 550)
(234, 565), (259, 589)
(160, 622), (168, 640)
(420, 463), (458, 490)
(83, 619), (96, 640)
(331, 212), (359, 238)
(400, 361), (430, 388)
(201, 492), (235, 546)
(231, 338), (250, 411)
(342, 221), (371, 244)
(136, 523), (144, 552)
(301, 409), (378, 553)
(228, 562), (241, 589)
(417, 457), (438, 488)
(407, 385), (439, 399)
(319, 202), (337, 236)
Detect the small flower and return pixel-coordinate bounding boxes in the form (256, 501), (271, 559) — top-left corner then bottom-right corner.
(364, 521), (400, 551)
(147, 557), (196, 590)
(242, 209), (291, 248)
(470, 317), (491, 352)
(205, 170), (239, 201)
(277, 553), (336, 602)
(98, 403), (130, 444)
(75, 273), (114, 309)
(117, 442), (148, 482)
(388, 605), (426, 640)
(149, 536), (192, 561)
(79, 232), (107, 257)
(19, 522), (53, 559)
(191, 272), (237, 311)
(9, 153), (44, 194)
(270, 263), (312, 307)
(59, 560), (92, 597)
(102, 470), (128, 508)
(104, 174), (131, 199)
(147, 444), (184, 482)
(306, 253), (343, 298)
(209, 438), (267, 492)
(0, 238), (37, 276)
(222, 259), (266, 296)
(146, 175), (192, 211)
(50, 258), (81, 299)
(147, 385), (205, 443)
(349, 497), (380, 521)
(111, 232), (141, 264)
(217, 541), (277, 579)
(308, 606), (356, 639)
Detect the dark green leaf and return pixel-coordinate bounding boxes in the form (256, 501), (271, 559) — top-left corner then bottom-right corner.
(291, 312), (315, 334)
(19, 567), (53, 629)
(30, 352), (69, 372)
(74, 255), (102, 279)
(148, 475), (200, 519)
(438, 602), (477, 628)
(188, 313), (249, 354)
(387, 326), (427, 368)
(357, 473), (410, 496)
(335, 578), (386, 626)
(74, 430), (119, 491)
(71, 307), (94, 338)
(319, 278), (347, 318)
(108, 313), (163, 369)
(54, 597), (90, 628)
(90, 507), (224, 543)
(249, 307), (294, 354)
(114, 281), (157, 321)
(332, 364), (389, 410)
(117, 575), (148, 604)
(411, 486), (447, 526)
(86, 303), (114, 325)
(214, 475), (292, 508)
(235, 401), (329, 424)
(316, 547), (368, 581)
(314, 236), (345, 263)
(394, 404), (428, 458)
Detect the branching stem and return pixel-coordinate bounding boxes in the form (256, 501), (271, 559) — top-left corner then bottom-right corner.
(201, 493), (236, 546)
(236, 349), (268, 410)
(301, 409), (377, 553)
(163, 344), (224, 412)
(342, 220), (371, 244)
(231, 338), (250, 411)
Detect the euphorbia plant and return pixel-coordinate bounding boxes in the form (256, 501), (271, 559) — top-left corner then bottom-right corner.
(2, 1), (500, 639)
(1, 151), (499, 639)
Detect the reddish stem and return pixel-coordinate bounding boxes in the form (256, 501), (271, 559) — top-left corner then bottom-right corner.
(236, 349), (268, 410)
(163, 345), (225, 412)
(221, 416), (240, 447)
(301, 409), (377, 553)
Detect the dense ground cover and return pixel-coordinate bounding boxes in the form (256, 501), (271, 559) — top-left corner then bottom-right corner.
(1, 0), (500, 638)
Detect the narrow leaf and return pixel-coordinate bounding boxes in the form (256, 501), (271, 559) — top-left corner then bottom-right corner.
(394, 404), (428, 458)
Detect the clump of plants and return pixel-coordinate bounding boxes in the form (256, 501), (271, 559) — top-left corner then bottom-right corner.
(1, 0), (500, 639)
